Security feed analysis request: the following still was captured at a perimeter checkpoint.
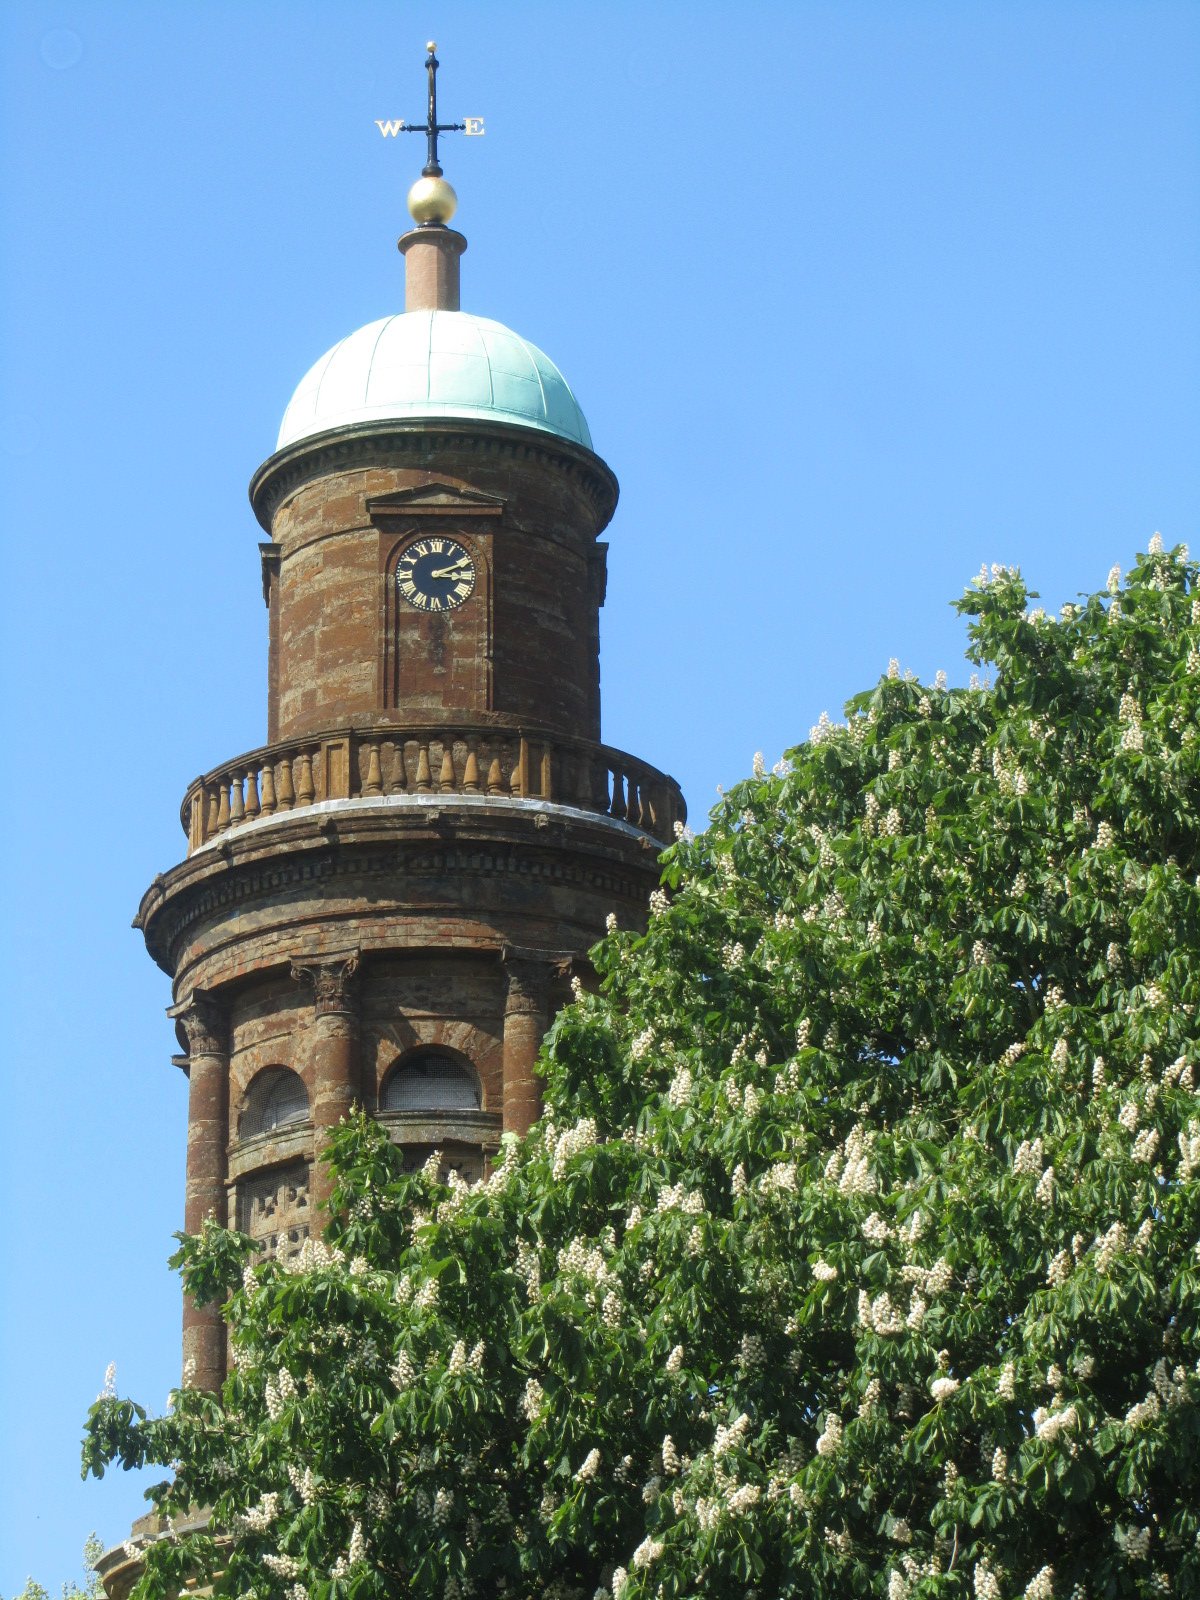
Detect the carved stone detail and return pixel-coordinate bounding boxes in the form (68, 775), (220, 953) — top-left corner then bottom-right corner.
(169, 990), (227, 1057)
(366, 482), (506, 521)
(290, 950), (361, 1016)
(502, 949), (552, 1015)
(237, 1161), (311, 1261)
(142, 840), (657, 973)
(259, 541), (281, 606)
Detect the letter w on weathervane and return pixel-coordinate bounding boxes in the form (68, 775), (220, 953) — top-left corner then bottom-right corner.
(375, 117), (484, 136)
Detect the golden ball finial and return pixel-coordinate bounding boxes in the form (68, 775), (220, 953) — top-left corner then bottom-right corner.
(426, 39), (437, 53)
(407, 174), (458, 225)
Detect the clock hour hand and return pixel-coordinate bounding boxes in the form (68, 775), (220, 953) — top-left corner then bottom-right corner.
(430, 559), (471, 579)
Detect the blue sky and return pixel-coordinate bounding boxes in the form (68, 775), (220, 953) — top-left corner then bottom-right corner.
(1, 0), (1197, 1587)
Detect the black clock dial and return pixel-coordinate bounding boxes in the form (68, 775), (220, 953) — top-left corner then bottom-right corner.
(396, 537), (476, 613)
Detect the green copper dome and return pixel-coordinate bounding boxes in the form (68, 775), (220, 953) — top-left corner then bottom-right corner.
(276, 310), (593, 452)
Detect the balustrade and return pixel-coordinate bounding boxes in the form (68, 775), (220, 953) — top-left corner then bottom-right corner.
(182, 727), (684, 855)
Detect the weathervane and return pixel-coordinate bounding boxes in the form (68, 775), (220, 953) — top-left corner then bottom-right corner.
(375, 41), (484, 177)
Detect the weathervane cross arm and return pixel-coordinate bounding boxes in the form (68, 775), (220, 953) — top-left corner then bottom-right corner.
(375, 44), (484, 167)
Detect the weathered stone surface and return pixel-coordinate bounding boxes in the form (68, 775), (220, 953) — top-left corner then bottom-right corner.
(141, 410), (677, 1394)
(260, 443), (611, 744)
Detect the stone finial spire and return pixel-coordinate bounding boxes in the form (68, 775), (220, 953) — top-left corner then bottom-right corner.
(392, 41), (480, 312)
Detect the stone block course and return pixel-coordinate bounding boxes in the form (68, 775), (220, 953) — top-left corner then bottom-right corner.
(144, 412), (679, 1392)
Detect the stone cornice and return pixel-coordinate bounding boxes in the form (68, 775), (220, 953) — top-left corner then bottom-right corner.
(227, 1122), (313, 1182)
(249, 419), (619, 534)
(376, 1107), (502, 1150)
(137, 809), (659, 978)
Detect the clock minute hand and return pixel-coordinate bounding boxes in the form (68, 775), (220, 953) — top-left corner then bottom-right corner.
(430, 560), (470, 579)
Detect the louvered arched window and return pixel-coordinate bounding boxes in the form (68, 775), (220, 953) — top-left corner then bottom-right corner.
(239, 1067), (309, 1137)
(381, 1050), (481, 1113)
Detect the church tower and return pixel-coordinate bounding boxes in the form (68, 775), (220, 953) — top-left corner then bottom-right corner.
(133, 46), (684, 1396)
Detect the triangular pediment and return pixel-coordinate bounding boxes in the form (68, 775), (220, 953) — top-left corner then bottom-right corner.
(366, 483), (506, 521)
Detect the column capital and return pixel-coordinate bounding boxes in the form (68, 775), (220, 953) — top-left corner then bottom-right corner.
(168, 990), (227, 1057)
(291, 950), (361, 1017)
(502, 947), (555, 1015)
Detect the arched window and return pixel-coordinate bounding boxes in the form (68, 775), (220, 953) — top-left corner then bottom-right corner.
(382, 1050), (481, 1113)
(239, 1067), (309, 1138)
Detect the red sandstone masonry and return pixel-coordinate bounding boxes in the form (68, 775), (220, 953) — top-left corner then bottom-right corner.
(268, 449), (607, 743)
(140, 405), (679, 1389)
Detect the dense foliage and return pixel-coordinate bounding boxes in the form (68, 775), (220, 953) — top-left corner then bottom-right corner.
(87, 543), (1200, 1599)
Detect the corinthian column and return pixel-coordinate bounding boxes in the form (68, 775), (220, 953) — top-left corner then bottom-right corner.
(170, 990), (228, 1392)
(502, 951), (551, 1137)
(291, 951), (361, 1212)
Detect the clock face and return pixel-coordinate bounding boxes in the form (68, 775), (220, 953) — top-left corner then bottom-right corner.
(396, 536), (476, 613)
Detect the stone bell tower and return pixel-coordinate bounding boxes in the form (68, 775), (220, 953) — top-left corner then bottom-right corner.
(133, 46), (684, 1396)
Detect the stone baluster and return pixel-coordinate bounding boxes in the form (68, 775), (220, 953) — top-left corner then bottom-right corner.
(295, 750), (315, 808)
(627, 776), (641, 829)
(385, 740), (406, 794)
(644, 784), (660, 837)
(592, 754), (610, 814)
(509, 736), (529, 797)
(502, 951), (550, 1137)
(415, 744), (433, 792)
(462, 747), (481, 793)
(362, 740), (383, 798)
(169, 991), (229, 1392)
(437, 742), (456, 791)
(183, 734), (682, 851)
(661, 788), (675, 839)
(557, 749), (574, 809)
(276, 755), (295, 810)
(290, 951), (361, 1213)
